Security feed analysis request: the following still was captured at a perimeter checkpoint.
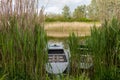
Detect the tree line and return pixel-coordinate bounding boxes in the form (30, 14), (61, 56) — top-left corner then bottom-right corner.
(46, 5), (92, 22)
(45, 0), (120, 22)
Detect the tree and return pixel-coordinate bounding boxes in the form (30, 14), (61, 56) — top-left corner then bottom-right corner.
(62, 5), (71, 19)
(73, 5), (86, 19)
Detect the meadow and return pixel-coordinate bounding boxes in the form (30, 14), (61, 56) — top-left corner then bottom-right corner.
(45, 22), (101, 38)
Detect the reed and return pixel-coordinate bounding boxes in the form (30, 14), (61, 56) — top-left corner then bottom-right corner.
(0, 0), (48, 79)
(0, 0), (120, 80)
(87, 18), (120, 80)
(68, 33), (82, 76)
(0, 16), (48, 80)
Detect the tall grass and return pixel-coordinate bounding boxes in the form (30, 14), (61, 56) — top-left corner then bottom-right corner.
(68, 33), (85, 76)
(87, 18), (120, 80)
(0, 0), (90, 80)
(0, 16), (48, 80)
(68, 32), (93, 80)
(0, 0), (48, 79)
(0, 0), (120, 80)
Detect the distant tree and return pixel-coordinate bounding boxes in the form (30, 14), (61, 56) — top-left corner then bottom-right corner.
(62, 5), (71, 19)
(73, 5), (86, 19)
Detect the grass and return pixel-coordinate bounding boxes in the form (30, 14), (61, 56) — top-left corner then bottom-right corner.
(0, 0), (90, 80)
(0, 0), (48, 79)
(0, 0), (120, 80)
(0, 17), (48, 80)
(65, 18), (120, 80)
(0, 16), (119, 80)
(68, 33), (80, 76)
(45, 22), (101, 37)
(0, 17), (91, 80)
(86, 18), (120, 80)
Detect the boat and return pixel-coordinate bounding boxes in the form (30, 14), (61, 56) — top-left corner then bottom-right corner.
(80, 55), (93, 69)
(46, 42), (70, 74)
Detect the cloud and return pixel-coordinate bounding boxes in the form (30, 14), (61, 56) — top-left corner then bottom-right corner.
(45, 6), (62, 14)
(57, 0), (83, 4)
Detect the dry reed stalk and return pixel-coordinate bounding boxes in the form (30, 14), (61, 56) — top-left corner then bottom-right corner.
(0, 0), (48, 79)
(0, 0), (44, 30)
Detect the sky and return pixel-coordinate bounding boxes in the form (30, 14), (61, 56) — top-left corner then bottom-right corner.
(39, 0), (92, 14)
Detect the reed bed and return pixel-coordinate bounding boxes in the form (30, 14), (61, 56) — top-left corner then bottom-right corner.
(87, 18), (120, 80)
(67, 33), (92, 79)
(0, 0), (120, 80)
(68, 33), (80, 76)
(0, 0), (90, 80)
(0, 16), (48, 80)
(67, 18), (120, 80)
(0, 0), (48, 80)
(45, 22), (101, 37)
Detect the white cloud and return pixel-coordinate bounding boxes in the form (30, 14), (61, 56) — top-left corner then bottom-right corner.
(45, 6), (62, 14)
(56, 0), (82, 4)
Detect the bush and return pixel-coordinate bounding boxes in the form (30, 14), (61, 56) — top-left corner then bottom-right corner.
(45, 17), (95, 22)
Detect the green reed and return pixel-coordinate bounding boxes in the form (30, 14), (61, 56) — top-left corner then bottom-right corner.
(68, 33), (82, 76)
(0, 16), (47, 80)
(87, 18), (120, 80)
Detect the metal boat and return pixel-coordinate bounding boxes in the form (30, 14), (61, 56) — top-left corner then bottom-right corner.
(80, 55), (93, 69)
(46, 42), (70, 74)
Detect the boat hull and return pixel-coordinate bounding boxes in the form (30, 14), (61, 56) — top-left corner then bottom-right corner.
(46, 62), (68, 74)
